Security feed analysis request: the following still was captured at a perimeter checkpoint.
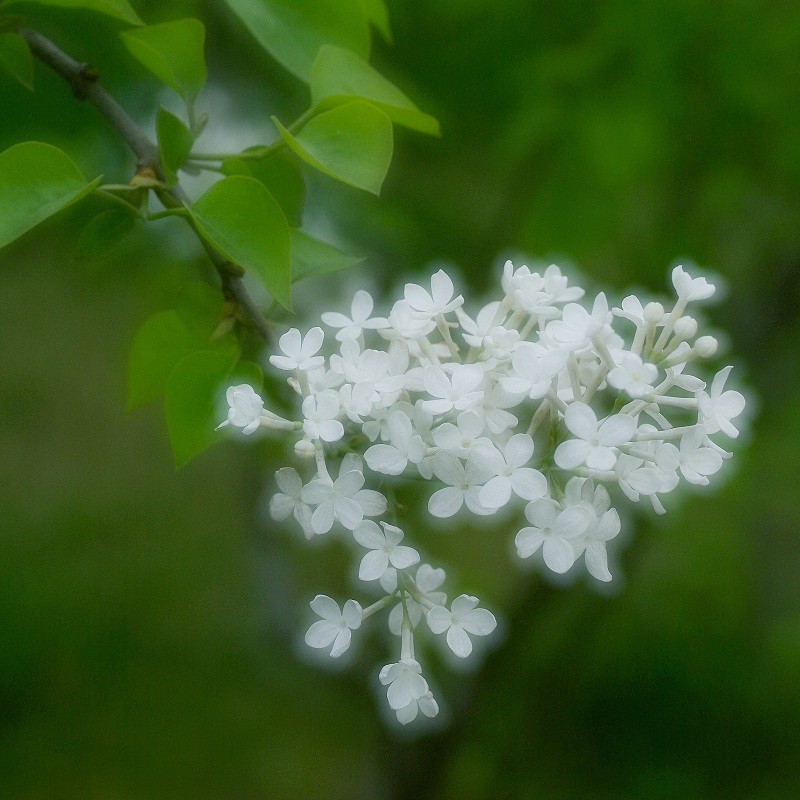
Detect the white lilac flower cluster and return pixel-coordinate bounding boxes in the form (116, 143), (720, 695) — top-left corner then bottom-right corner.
(217, 261), (746, 725)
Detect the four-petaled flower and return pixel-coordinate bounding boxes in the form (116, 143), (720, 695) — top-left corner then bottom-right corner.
(554, 402), (637, 471)
(379, 659), (429, 710)
(321, 290), (389, 341)
(427, 594), (497, 658)
(269, 327), (325, 371)
(353, 521), (420, 581)
(515, 498), (593, 573)
(216, 384), (265, 434)
(304, 595), (362, 657)
(269, 467), (314, 538)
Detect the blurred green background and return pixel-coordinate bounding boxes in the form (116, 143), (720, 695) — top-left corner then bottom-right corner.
(1, 1), (799, 798)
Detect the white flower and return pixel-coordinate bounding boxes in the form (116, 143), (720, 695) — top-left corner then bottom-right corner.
(364, 410), (426, 475)
(353, 521), (420, 581)
(395, 691), (439, 725)
(574, 508), (621, 582)
(543, 263), (584, 303)
(501, 342), (567, 399)
(562, 481), (622, 582)
(431, 411), (492, 458)
(383, 299), (436, 340)
(304, 595), (362, 657)
(301, 391), (344, 442)
(607, 352), (659, 398)
(379, 659), (429, 710)
(426, 594), (497, 658)
(514, 271), (559, 317)
(612, 295), (648, 326)
(672, 264), (715, 302)
(269, 327), (325, 371)
(428, 451), (494, 518)
(554, 403), (636, 471)
(544, 293), (609, 350)
(515, 498), (592, 573)
(338, 381), (376, 423)
(478, 434), (548, 509)
(614, 453), (664, 502)
(321, 290), (388, 341)
(422, 364), (485, 415)
(656, 427), (723, 485)
(456, 301), (503, 348)
(216, 384), (265, 434)
(269, 467), (314, 538)
(697, 366), (746, 438)
(301, 455), (386, 534)
(387, 563), (447, 635)
(477, 384), (521, 434)
(404, 269), (463, 318)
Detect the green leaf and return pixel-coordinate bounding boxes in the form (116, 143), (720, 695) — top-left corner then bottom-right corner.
(359, 0), (391, 43)
(127, 310), (202, 410)
(311, 45), (440, 135)
(221, 151), (305, 227)
(76, 207), (137, 263)
(175, 281), (225, 339)
(0, 32), (33, 90)
(189, 175), (292, 310)
(229, 359), (264, 392)
(19, 0), (143, 25)
(127, 284), (227, 410)
(0, 141), (102, 250)
(273, 100), (392, 195)
(164, 338), (240, 466)
(120, 19), (206, 106)
(222, 0), (369, 82)
(157, 106), (194, 185)
(290, 230), (364, 283)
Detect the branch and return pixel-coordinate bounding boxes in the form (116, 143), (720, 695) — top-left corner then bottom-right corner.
(18, 26), (274, 343)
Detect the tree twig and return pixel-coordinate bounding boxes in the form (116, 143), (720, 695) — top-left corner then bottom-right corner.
(18, 26), (274, 344)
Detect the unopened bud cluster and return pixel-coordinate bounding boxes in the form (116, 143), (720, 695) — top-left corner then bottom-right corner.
(218, 261), (745, 725)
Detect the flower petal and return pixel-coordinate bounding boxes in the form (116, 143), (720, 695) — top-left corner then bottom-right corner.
(309, 594), (341, 621)
(389, 545), (420, 570)
(305, 619), (339, 648)
(542, 536), (577, 573)
(428, 487), (464, 518)
(461, 608), (497, 636)
(353, 520), (385, 549)
(359, 549), (390, 581)
(447, 625), (473, 658)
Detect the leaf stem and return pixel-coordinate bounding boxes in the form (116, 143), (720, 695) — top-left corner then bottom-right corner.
(19, 25), (274, 343)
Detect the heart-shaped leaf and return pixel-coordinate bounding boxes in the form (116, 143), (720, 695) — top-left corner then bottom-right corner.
(274, 100), (392, 195)
(311, 45), (439, 135)
(121, 19), (206, 106)
(189, 176), (292, 309)
(165, 338), (240, 466)
(0, 141), (101, 250)
(222, 150), (305, 227)
(223, 0), (369, 82)
(290, 230), (364, 283)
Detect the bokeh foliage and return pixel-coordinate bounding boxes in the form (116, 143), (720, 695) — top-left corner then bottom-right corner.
(1, 1), (798, 798)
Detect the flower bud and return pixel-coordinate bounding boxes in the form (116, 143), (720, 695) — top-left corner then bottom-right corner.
(294, 438), (316, 459)
(695, 335), (718, 358)
(643, 301), (665, 324)
(673, 315), (698, 341)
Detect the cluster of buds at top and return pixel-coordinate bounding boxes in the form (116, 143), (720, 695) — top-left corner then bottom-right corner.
(218, 261), (746, 725)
